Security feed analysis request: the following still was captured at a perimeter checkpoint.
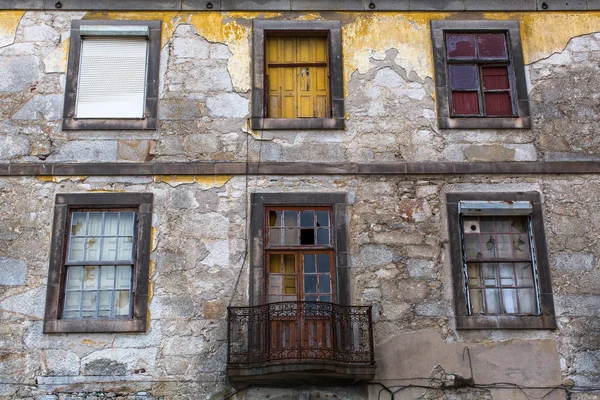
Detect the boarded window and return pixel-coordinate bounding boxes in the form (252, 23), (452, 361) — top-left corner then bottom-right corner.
(445, 32), (515, 117)
(266, 36), (330, 119)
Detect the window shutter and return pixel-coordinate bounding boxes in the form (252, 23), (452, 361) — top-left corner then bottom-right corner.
(76, 37), (148, 119)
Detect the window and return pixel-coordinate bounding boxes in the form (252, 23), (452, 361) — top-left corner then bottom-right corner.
(431, 20), (531, 129)
(266, 207), (334, 303)
(446, 192), (556, 329)
(251, 21), (345, 130)
(62, 20), (161, 130)
(249, 193), (349, 306)
(44, 193), (153, 333)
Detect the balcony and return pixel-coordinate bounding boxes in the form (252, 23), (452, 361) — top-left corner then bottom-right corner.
(227, 301), (376, 387)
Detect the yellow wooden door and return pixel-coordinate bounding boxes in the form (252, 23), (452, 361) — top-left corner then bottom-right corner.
(266, 36), (329, 118)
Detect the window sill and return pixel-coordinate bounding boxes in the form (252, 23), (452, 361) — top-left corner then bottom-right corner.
(438, 116), (531, 130)
(44, 317), (147, 333)
(251, 117), (344, 131)
(455, 315), (556, 330)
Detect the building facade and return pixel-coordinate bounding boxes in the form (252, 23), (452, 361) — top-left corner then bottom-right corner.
(0, 1), (600, 399)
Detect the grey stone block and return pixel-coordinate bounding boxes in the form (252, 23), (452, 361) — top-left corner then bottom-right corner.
(46, 140), (118, 162)
(464, 0), (536, 10)
(553, 253), (596, 270)
(291, 0), (363, 9)
(415, 300), (451, 316)
(0, 0), (11, 8)
(365, 0), (409, 10)
(410, 0), (463, 10)
(355, 245), (401, 267)
(0, 286), (46, 318)
(105, 0), (181, 9)
(0, 258), (27, 285)
(406, 259), (437, 280)
(588, 0), (600, 9)
(220, 0), (291, 10)
(158, 100), (202, 120)
(44, 0), (109, 9)
(0, 56), (40, 92)
(206, 93), (249, 118)
(183, 0), (221, 10)
(555, 294), (600, 317)
(10, 0), (44, 9)
(0, 135), (29, 160)
(12, 94), (63, 121)
(536, 0), (587, 9)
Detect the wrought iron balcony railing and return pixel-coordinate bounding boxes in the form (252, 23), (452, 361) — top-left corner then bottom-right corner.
(226, 301), (375, 386)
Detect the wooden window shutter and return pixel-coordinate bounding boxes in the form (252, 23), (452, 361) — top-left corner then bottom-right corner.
(76, 37), (148, 119)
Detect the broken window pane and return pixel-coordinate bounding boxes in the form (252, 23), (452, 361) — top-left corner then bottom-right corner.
(300, 229), (315, 245)
(269, 210), (281, 227)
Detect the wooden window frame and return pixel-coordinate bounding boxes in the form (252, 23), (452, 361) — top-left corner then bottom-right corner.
(44, 193), (153, 333)
(251, 20), (345, 131)
(431, 20), (531, 129)
(446, 192), (556, 330)
(62, 20), (161, 130)
(249, 193), (350, 306)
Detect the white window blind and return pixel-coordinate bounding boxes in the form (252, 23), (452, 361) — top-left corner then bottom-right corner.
(76, 37), (148, 119)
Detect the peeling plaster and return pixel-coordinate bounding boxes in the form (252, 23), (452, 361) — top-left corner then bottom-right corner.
(36, 175), (87, 182)
(43, 38), (70, 73)
(0, 11), (24, 48)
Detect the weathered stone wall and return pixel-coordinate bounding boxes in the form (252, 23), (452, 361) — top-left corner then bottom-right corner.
(1, 175), (600, 399)
(0, 8), (600, 400)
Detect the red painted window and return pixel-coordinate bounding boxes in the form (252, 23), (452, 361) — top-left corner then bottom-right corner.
(446, 33), (515, 117)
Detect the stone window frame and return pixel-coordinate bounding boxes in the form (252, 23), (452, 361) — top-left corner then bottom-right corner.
(431, 20), (531, 129)
(446, 192), (556, 330)
(44, 193), (153, 333)
(249, 193), (350, 306)
(62, 20), (161, 130)
(251, 20), (345, 131)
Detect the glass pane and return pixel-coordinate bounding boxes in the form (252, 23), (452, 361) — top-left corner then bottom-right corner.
(316, 211), (329, 227)
(318, 276), (331, 294)
(83, 266), (98, 290)
(101, 237), (118, 261)
(484, 288), (501, 313)
(469, 289), (483, 313)
(497, 234), (512, 258)
(446, 34), (476, 58)
(269, 275), (283, 295)
(115, 265), (131, 290)
(269, 210), (281, 227)
(99, 265), (115, 289)
(283, 254), (295, 274)
(480, 217), (494, 233)
(300, 210), (314, 227)
(467, 263), (481, 287)
(485, 92), (513, 116)
(319, 295), (332, 303)
(283, 211), (297, 227)
(117, 237), (134, 261)
(85, 237), (101, 261)
(510, 217), (527, 233)
(81, 291), (98, 317)
(516, 263), (534, 286)
(316, 228), (330, 245)
(269, 228), (281, 246)
(499, 263), (514, 286)
(482, 235), (496, 258)
(98, 291), (111, 316)
(300, 229), (315, 245)
(71, 213), (87, 236)
(284, 229), (297, 245)
(482, 66), (509, 90)
(449, 65), (478, 90)
(518, 288), (536, 314)
(68, 237), (86, 262)
(269, 254), (282, 273)
(496, 218), (511, 232)
(477, 33), (507, 58)
(64, 291), (81, 313)
(283, 276), (296, 295)
(104, 213), (119, 236)
(318, 254), (330, 273)
(452, 91), (479, 115)
(464, 234), (480, 259)
(482, 263), (497, 286)
(513, 234), (530, 258)
(114, 291), (130, 316)
(304, 275), (317, 294)
(66, 266), (83, 290)
(119, 212), (135, 236)
(502, 288), (518, 313)
(304, 254), (316, 273)
(88, 213), (103, 236)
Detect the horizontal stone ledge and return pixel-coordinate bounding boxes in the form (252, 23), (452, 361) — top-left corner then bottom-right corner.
(3, 161), (600, 176)
(2, 0), (599, 11)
